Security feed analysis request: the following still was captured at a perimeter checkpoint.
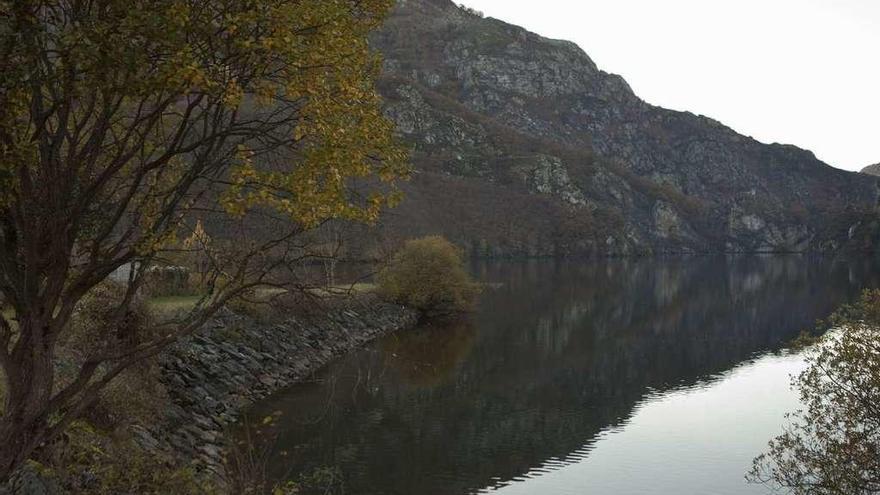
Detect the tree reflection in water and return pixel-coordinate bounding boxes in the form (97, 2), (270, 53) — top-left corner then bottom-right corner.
(244, 256), (880, 495)
(382, 318), (477, 388)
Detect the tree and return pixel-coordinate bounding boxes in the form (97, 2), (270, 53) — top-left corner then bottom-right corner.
(377, 236), (480, 316)
(0, 0), (407, 482)
(749, 290), (880, 494)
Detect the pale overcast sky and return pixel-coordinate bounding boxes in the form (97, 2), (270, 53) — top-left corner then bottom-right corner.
(460, 0), (879, 172)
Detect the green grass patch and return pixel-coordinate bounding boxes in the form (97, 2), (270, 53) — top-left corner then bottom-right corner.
(146, 295), (203, 316)
(148, 284), (375, 320)
(309, 283), (376, 297)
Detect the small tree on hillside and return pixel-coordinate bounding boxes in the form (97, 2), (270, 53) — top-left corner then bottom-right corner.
(377, 236), (480, 316)
(0, 0), (407, 481)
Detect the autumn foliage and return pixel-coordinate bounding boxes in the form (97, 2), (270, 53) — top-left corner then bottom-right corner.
(749, 290), (880, 494)
(0, 0), (406, 481)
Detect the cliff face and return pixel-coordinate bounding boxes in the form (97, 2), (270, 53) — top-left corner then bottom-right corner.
(370, 0), (880, 256)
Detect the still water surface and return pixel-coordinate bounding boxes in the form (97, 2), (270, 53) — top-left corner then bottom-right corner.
(246, 256), (880, 494)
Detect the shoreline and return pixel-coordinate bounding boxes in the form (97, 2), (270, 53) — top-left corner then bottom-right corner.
(144, 298), (419, 482)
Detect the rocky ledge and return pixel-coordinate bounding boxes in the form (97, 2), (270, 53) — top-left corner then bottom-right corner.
(136, 300), (419, 480)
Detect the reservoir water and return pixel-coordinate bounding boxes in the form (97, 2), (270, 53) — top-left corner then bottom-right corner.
(243, 256), (880, 494)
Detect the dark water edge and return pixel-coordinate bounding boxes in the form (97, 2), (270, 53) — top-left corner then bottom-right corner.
(242, 255), (880, 495)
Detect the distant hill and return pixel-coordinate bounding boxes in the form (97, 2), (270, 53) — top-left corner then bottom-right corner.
(366, 0), (880, 256)
(862, 164), (880, 177)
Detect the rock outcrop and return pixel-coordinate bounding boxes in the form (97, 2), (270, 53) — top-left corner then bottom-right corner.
(370, 0), (880, 256)
(862, 163), (880, 177)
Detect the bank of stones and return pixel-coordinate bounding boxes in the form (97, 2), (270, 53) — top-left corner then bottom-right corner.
(142, 300), (419, 478)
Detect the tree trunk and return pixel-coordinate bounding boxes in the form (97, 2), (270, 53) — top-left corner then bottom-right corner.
(0, 417), (47, 484)
(0, 323), (56, 484)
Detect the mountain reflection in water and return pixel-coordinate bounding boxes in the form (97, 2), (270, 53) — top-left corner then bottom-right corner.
(243, 256), (880, 495)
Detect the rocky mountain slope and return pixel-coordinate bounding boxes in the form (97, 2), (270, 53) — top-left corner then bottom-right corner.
(862, 163), (880, 177)
(369, 0), (880, 256)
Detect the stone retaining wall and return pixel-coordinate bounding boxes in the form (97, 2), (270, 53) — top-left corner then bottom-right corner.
(4, 301), (418, 494)
(139, 301), (419, 479)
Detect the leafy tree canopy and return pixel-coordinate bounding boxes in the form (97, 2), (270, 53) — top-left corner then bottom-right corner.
(0, 0), (407, 482)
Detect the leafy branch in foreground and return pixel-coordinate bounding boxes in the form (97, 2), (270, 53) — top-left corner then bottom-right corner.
(0, 0), (407, 482)
(749, 290), (880, 494)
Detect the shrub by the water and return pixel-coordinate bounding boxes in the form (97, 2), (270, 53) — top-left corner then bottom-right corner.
(377, 236), (480, 316)
(749, 289), (880, 494)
